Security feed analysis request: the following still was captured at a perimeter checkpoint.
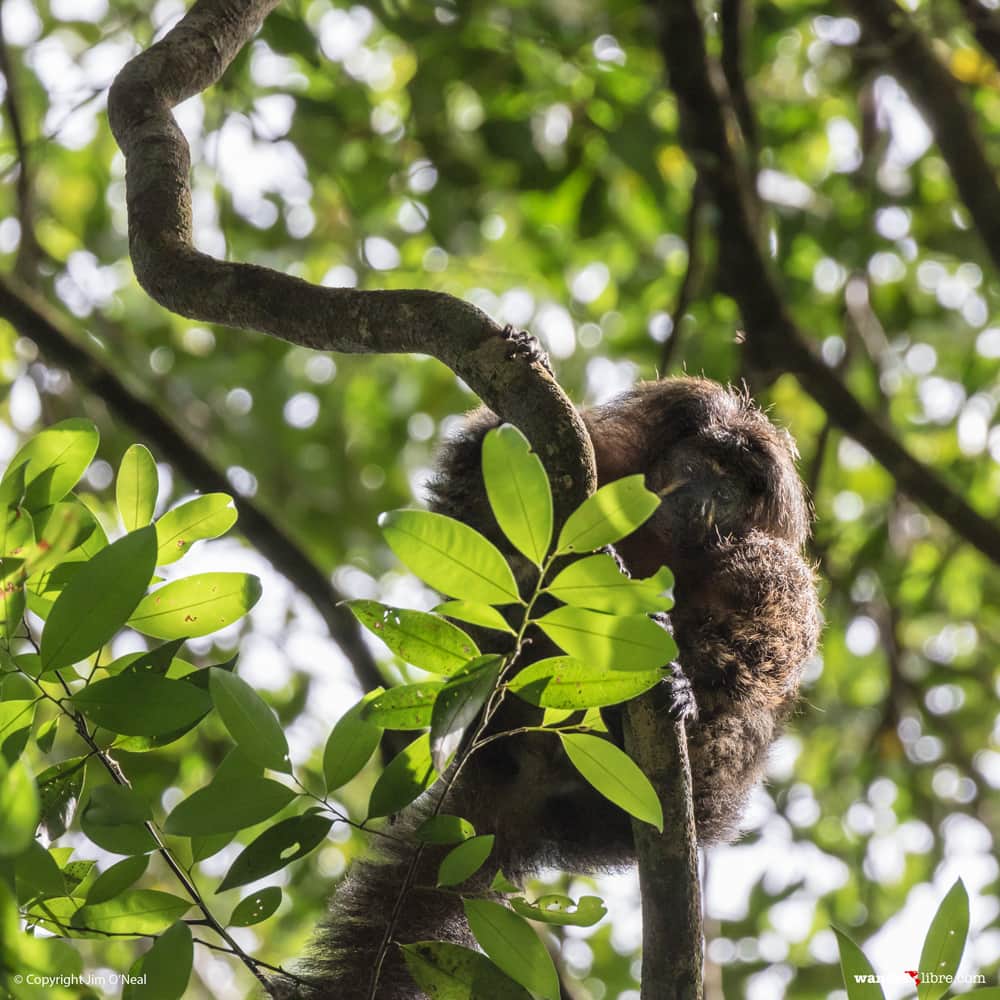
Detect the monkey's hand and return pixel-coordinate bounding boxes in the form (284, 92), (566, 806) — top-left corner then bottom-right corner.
(501, 324), (553, 374)
(666, 662), (698, 722)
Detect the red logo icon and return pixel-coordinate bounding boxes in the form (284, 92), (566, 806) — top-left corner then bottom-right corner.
(905, 970), (921, 985)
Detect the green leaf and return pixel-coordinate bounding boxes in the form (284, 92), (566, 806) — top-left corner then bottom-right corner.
(129, 572), (262, 639)
(15, 840), (67, 900)
(209, 668), (290, 772)
(217, 813), (333, 892)
(430, 656), (502, 772)
(508, 657), (664, 709)
(70, 672), (212, 736)
(0, 759), (40, 858)
(917, 879), (969, 1000)
(323, 689), (385, 792)
(163, 778), (296, 836)
(154, 494), (237, 566)
(415, 815), (476, 845)
(546, 557), (674, 614)
(73, 890), (191, 936)
(434, 600), (515, 634)
(2, 419), (100, 512)
(559, 732), (663, 830)
(555, 475), (659, 553)
(40, 526), (157, 671)
(368, 734), (438, 818)
(510, 893), (607, 927)
(80, 785), (157, 855)
(482, 425), (553, 565)
(0, 570), (25, 640)
(833, 927), (885, 1000)
(22, 502), (87, 578)
(229, 886), (281, 927)
(348, 600), (480, 674)
(379, 510), (520, 604)
(0, 698), (36, 764)
(363, 682), (444, 730)
(37, 757), (85, 840)
(463, 898), (560, 1000)
(116, 444), (158, 532)
(536, 606), (677, 671)
(85, 855), (150, 906)
(0, 504), (33, 557)
(401, 941), (532, 1000)
(437, 834), (494, 887)
(125, 920), (192, 1000)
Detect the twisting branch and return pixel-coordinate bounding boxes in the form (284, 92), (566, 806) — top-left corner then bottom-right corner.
(0, 6), (42, 281)
(654, 0), (1000, 568)
(0, 274), (385, 697)
(845, 0), (1000, 275)
(106, 0), (594, 523)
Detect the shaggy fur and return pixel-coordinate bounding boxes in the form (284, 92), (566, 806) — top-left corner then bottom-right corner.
(298, 377), (821, 999)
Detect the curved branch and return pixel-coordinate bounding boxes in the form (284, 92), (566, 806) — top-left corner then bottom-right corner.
(845, 0), (1000, 275)
(654, 0), (1000, 568)
(0, 274), (385, 697)
(106, 0), (594, 521)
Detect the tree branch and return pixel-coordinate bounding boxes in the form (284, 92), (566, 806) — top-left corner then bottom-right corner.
(0, 273), (385, 696)
(845, 0), (1000, 275)
(106, 0), (594, 523)
(623, 691), (703, 1000)
(653, 0), (1000, 568)
(720, 0), (759, 171)
(0, 7), (42, 281)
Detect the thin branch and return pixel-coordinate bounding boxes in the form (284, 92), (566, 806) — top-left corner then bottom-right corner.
(0, 3), (42, 281)
(653, 0), (1000, 568)
(954, 0), (1000, 70)
(106, 0), (594, 524)
(720, 0), (759, 171)
(845, 0), (1000, 275)
(0, 273), (385, 696)
(659, 181), (706, 375)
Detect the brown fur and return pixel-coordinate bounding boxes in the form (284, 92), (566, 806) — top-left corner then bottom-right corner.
(298, 377), (821, 999)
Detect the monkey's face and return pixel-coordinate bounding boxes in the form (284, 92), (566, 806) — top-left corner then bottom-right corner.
(589, 379), (810, 581)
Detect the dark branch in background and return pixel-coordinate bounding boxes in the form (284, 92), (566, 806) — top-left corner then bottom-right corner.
(0, 274), (385, 697)
(623, 692), (703, 1000)
(654, 0), (1000, 568)
(0, 9), (42, 281)
(720, 0), (759, 170)
(106, 0), (594, 525)
(845, 0), (1000, 275)
(955, 0), (1000, 75)
(659, 181), (706, 375)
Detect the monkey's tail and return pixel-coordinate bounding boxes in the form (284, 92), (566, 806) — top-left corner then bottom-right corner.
(295, 803), (473, 1000)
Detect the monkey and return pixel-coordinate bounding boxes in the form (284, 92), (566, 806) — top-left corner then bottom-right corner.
(297, 375), (821, 999)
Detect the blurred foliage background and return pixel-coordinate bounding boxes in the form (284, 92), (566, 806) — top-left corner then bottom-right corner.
(1, 0), (999, 997)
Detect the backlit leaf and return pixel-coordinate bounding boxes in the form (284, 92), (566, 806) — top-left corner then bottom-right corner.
(559, 732), (663, 830)
(116, 444), (158, 531)
(379, 510), (519, 604)
(482, 424), (553, 565)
